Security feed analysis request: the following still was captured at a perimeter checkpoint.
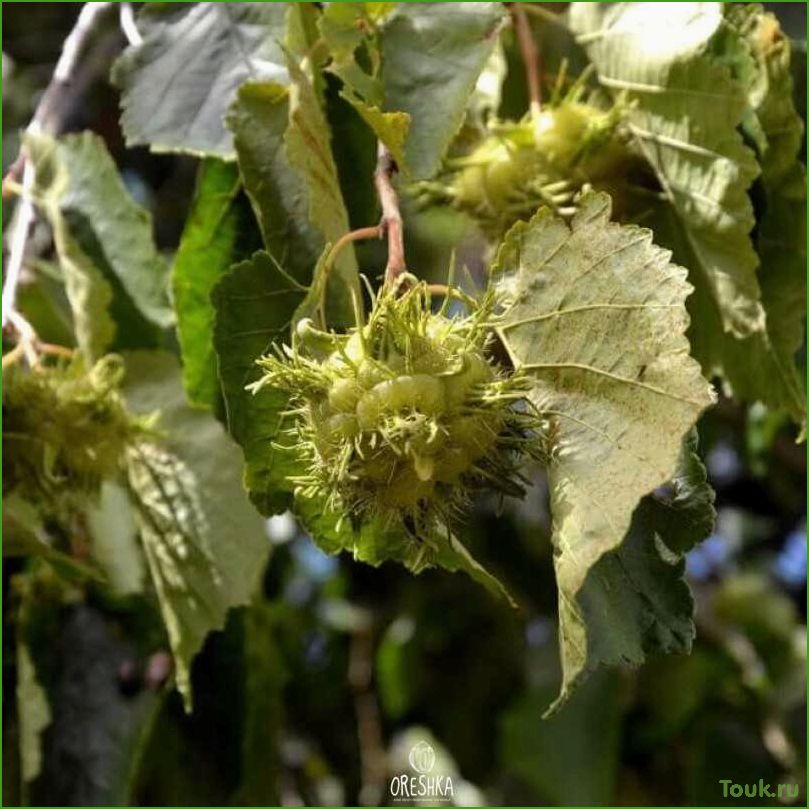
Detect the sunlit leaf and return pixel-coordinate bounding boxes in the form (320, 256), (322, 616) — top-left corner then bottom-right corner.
(172, 159), (260, 409)
(568, 3), (764, 345)
(492, 193), (714, 707)
(25, 131), (172, 360)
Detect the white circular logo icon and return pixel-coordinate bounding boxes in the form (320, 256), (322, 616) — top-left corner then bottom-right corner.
(408, 741), (435, 774)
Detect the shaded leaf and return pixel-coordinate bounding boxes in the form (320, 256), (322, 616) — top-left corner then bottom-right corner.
(211, 253), (307, 516)
(112, 3), (288, 158)
(172, 159), (261, 409)
(25, 131), (171, 360)
(717, 6), (806, 423)
(122, 352), (271, 709)
(381, 2), (506, 179)
(564, 432), (715, 712)
(568, 3), (764, 346)
(492, 193), (714, 707)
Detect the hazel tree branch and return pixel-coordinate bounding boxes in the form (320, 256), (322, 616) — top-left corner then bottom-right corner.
(374, 142), (406, 287)
(2, 2), (114, 336)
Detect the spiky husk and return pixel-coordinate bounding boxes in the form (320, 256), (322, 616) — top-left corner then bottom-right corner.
(2, 355), (150, 510)
(252, 280), (543, 537)
(414, 97), (649, 239)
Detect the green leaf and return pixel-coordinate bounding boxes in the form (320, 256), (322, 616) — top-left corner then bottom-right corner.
(318, 3), (411, 170)
(226, 72), (358, 325)
(211, 252), (307, 516)
(568, 3), (764, 342)
(122, 351), (271, 709)
(715, 6), (806, 423)
(227, 83), (322, 285)
(284, 57), (360, 323)
(380, 2), (506, 179)
(557, 432), (714, 713)
(492, 193), (714, 707)
(295, 493), (515, 605)
(15, 642), (51, 784)
(344, 93), (410, 174)
(111, 3), (288, 158)
(172, 159), (261, 409)
(25, 131), (172, 360)
(85, 481), (146, 596)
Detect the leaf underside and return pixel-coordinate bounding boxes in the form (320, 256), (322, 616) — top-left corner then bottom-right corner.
(493, 192), (714, 708)
(112, 3), (288, 158)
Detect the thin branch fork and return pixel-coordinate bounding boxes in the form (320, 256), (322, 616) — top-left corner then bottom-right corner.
(374, 143), (406, 287)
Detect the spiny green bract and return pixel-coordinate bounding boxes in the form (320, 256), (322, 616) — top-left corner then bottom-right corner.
(2, 355), (150, 509)
(252, 279), (540, 536)
(416, 97), (649, 239)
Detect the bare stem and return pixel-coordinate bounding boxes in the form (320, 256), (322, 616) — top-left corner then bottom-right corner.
(374, 143), (406, 287)
(510, 3), (542, 119)
(2, 2), (114, 328)
(318, 226), (382, 327)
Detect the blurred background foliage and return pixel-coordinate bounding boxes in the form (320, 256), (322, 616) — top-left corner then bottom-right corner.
(2, 3), (806, 807)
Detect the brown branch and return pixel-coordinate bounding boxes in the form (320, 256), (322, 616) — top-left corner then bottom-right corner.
(510, 3), (542, 117)
(317, 226), (381, 326)
(3, 2), (117, 326)
(374, 143), (406, 287)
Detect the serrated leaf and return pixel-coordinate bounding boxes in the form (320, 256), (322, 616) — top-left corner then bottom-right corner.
(284, 57), (360, 324)
(172, 159), (261, 409)
(226, 72), (358, 326)
(318, 3), (411, 170)
(16, 643), (51, 784)
(569, 3), (764, 342)
(211, 253), (307, 516)
(380, 2), (506, 179)
(227, 83), (322, 285)
(111, 3), (288, 158)
(553, 431), (715, 713)
(295, 493), (515, 605)
(122, 351), (271, 710)
(492, 193), (714, 707)
(25, 131), (172, 360)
